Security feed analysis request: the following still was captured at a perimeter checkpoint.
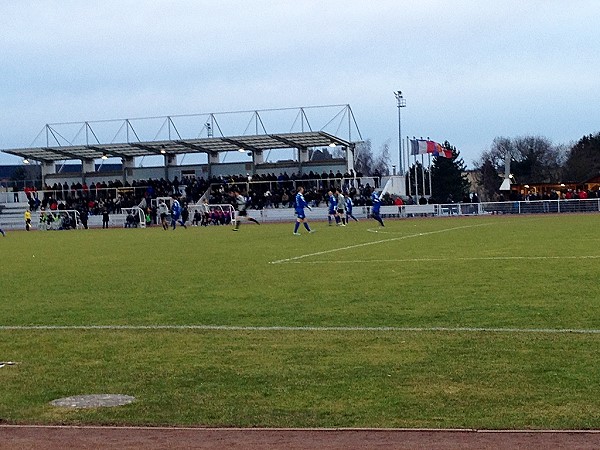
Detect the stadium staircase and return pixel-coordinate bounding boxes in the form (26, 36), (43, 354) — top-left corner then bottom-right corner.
(0, 201), (29, 230)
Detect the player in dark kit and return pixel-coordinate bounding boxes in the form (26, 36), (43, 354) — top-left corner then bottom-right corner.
(230, 188), (260, 231)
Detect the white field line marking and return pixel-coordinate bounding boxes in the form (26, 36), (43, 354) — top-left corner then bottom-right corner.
(282, 255), (600, 264)
(367, 227), (402, 234)
(270, 223), (492, 264)
(1, 325), (600, 334)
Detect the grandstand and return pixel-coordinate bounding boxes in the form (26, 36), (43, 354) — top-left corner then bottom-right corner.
(1, 105), (365, 190)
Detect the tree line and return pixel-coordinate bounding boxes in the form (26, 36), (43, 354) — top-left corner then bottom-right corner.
(476, 133), (600, 201)
(357, 132), (600, 203)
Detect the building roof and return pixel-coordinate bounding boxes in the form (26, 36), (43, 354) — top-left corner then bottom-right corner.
(2, 131), (351, 163)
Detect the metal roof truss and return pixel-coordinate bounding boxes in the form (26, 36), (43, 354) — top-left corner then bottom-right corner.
(3, 131), (350, 163)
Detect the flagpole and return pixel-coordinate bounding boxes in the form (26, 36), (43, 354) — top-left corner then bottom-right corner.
(413, 153), (418, 199)
(428, 153), (432, 197)
(421, 154), (426, 200)
(406, 136), (410, 196)
(406, 136), (410, 187)
(414, 138), (422, 200)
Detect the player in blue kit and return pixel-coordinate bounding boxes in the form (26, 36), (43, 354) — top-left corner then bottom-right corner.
(327, 190), (339, 226)
(345, 192), (358, 223)
(170, 196), (187, 229)
(293, 186), (314, 235)
(371, 191), (385, 227)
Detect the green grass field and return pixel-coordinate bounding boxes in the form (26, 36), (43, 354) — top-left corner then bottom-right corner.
(1, 214), (600, 429)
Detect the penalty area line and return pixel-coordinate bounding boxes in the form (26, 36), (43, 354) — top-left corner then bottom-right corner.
(1, 325), (600, 334)
(270, 223), (493, 264)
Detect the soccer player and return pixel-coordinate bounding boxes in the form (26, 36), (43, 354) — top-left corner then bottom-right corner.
(371, 191), (385, 227)
(345, 192), (359, 223)
(293, 186), (314, 235)
(335, 188), (347, 226)
(0, 227), (5, 237)
(230, 188), (260, 231)
(327, 190), (339, 226)
(200, 199), (210, 227)
(170, 196), (187, 229)
(158, 199), (169, 230)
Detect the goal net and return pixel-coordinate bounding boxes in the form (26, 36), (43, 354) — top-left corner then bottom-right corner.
(38, 210), (81, 230)
(188, 203), (234, 226)
(121, 206), (147, 228)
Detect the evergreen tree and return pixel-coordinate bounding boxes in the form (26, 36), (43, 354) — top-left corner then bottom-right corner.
(475, 157), (501, 201)
(430, 141), (470, 203)
(564, 133), (600, 182)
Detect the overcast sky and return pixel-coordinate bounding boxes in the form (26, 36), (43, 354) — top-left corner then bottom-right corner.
(1, 0), (599, 169)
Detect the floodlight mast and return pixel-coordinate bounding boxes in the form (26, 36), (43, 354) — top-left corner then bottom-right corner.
(394, 91), (406, 174)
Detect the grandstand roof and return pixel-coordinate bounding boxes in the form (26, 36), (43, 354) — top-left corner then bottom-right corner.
(2, 131), (352, 163)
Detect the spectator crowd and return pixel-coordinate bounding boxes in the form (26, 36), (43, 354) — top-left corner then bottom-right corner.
(16, 170), (404, 225)
(8, 170), (600, 231)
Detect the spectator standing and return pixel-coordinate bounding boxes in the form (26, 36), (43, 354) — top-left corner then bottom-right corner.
(373, 169), (381, 188)
(102, 208), (110, 229)
(80, 208), (88, 229)
(181, 204), (190, 227)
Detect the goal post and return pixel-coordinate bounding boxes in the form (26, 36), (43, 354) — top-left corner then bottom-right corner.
(188, 203), (234, 226)
(37, 210), (81, 230)
(121, 206), (147, 228)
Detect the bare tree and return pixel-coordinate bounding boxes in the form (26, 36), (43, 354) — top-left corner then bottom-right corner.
(373, 141), (391, 176)
(480, 136), (564, 184)
(354, 139), (375, 175)
(354, 139), (392, 176)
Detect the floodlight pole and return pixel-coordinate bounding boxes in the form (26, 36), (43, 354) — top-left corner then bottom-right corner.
(394, 91), (406, 175)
